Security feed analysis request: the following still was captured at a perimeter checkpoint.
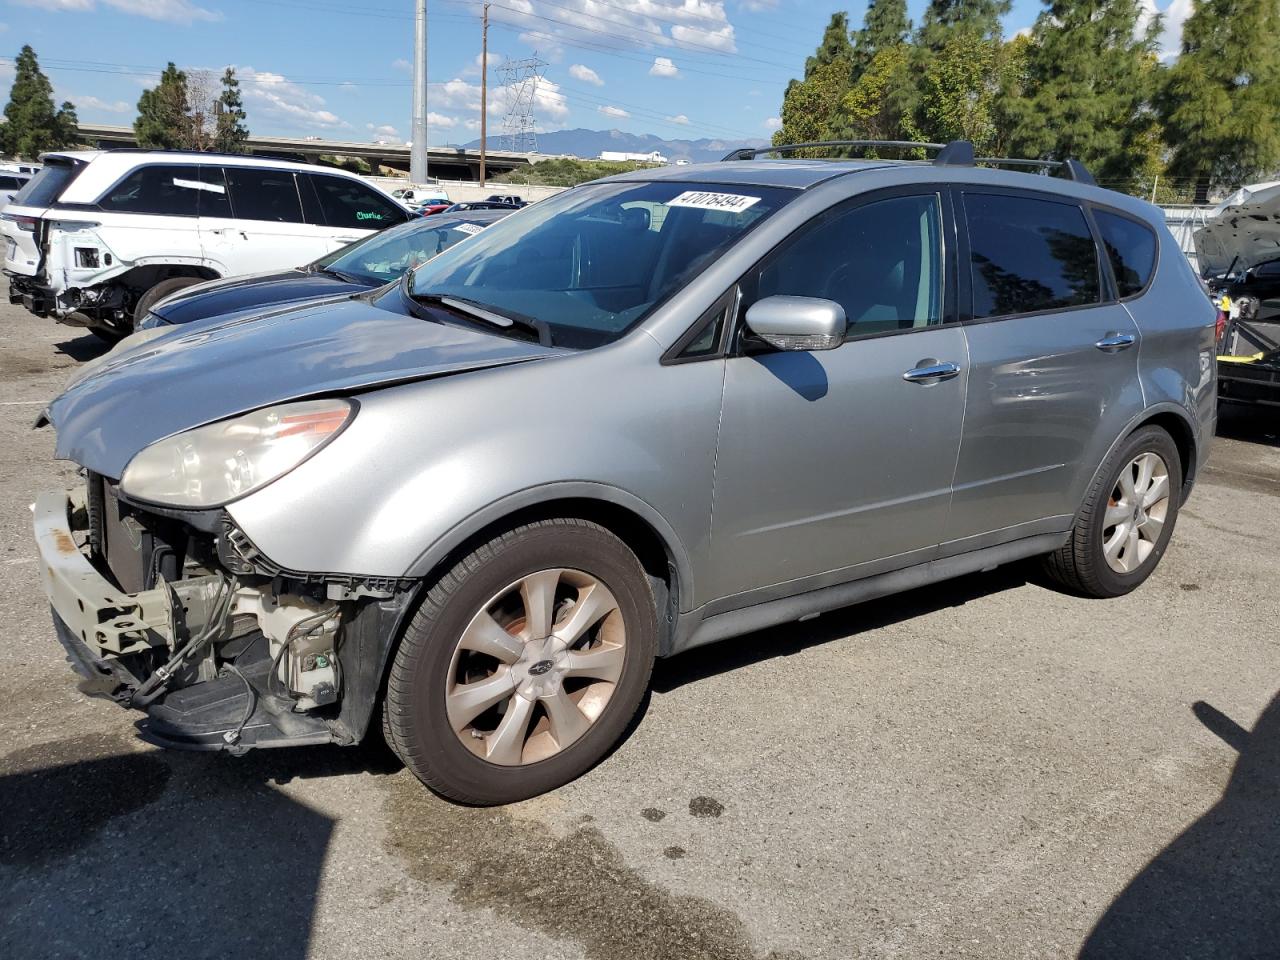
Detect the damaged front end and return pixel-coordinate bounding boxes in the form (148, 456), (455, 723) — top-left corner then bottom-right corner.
(34, 474), (416, 754)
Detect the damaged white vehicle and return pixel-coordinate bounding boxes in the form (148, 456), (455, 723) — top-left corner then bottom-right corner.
(3, 151), (409, 341)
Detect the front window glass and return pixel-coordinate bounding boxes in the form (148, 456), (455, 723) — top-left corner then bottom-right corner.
(753, 193), (944, 335)
(317, 217), (497, 283)
(308, 174), (407, 229)
(409, 181), (793, 347)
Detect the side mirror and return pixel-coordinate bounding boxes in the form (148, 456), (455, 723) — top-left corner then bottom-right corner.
(744, 296), (845, 352)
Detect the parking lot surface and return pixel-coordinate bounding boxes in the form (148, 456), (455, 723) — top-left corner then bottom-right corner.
(1, 302), (1277, 960)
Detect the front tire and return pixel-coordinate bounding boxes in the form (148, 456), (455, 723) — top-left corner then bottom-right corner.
(386, 519), (657, 805)
(133, 277), (203, 327)
(1043, 425), (1182, 598)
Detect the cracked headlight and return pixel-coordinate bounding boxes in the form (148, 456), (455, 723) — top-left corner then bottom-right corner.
(120, 399), (355, 508)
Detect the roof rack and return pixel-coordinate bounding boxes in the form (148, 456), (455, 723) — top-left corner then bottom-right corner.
(722, 138), (1096, 186)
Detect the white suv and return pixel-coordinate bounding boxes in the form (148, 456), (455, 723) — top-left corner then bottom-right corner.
(2, 151), (410, 340)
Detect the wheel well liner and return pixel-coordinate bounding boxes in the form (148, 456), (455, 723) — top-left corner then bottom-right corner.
(1133, 409), (1197, 500)
(116, 264), (220, 293)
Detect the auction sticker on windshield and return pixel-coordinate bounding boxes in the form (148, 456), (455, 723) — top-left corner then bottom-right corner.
(668, 191), (761, 214)
(455, 223), (485, 236)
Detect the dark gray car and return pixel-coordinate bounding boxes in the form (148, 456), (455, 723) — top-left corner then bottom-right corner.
(31, 141), (1216, 804)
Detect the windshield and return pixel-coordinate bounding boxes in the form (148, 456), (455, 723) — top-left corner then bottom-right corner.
(11, 159), (85, 208)
(314, 216), (499, 283)
(408, 180), (792, 347)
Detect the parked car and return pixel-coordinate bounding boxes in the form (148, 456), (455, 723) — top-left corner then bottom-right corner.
(136, 208), (512, 330)
(2, 151), (410, 341)
(443, 200), (524, 213)
(486, 194), (526, 207)
(0, 171), (30, 209)
(31, 141), (1215, 805)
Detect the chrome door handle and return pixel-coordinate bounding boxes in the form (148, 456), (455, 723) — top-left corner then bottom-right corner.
(1095, 333), (1136, 351)
(902, 361), (961, 383)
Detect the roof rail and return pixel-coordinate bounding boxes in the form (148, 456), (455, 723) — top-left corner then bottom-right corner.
(724, 137), (1097, 185)
(721, 140), (945, 161)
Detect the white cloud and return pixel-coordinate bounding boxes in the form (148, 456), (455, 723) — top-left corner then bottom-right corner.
(367, 122), (400, 138)
(598, 105), (629, 119)
(392, 58), (412, 73)
(569, 63), (603, 86)
(764, 116), (781, 130)
(435, 75), (569, 125)
(739, 0), (777, 9)
(238, 66), (347, 130)
(649, 57), (679, 78)
(1014, 25), (1033, 39)
(13, 0), (220, 22)
(667, 113), (690, 125)
(493, 0), (737, 57)
(1138, 0), (1192, 60)
(74, 94), (132, 114)
(427, 112), (456, 129)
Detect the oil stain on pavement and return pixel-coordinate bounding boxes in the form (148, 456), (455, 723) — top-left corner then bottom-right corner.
(0, 732), (171, 867)
(386, 775), (801, 960)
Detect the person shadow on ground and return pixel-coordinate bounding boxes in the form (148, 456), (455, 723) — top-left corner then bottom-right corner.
(1079, 692), (1280, 959)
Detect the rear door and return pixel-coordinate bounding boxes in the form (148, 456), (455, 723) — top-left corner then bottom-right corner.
(199, 166), (327, 275)
(943, 189), (1145, 552)
(706, 188), (969, 604)
(303, 173), (409, 254)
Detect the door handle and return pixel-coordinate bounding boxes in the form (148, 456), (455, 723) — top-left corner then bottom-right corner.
(902, 360), (961, 383)
(1095, 333), (1136, 351)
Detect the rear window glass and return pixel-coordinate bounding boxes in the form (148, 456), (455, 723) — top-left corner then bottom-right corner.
(11, 161), (83, 208)
(1095, 210), (1157, 298)
(225, 168), (304, 223)
(966, 193), (1100, 318)
(99, 164), (202, 216)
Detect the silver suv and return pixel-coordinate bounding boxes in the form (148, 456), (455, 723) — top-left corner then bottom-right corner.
(32, 141), (1216, 804)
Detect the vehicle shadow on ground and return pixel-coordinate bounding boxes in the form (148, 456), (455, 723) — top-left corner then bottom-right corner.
(1216, 402), (1280, 448)
(652, 565), (1029, 693)
(1078, 692), (1280, 959)
(0, 733), (399, 959)
(54, 331), (112, 363)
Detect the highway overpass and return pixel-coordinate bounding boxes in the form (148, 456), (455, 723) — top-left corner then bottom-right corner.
(75, 124), (535, 181)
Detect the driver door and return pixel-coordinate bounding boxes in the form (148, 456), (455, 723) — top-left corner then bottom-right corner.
(705, 189), (968, 604)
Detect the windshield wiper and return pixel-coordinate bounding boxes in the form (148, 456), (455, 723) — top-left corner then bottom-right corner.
(412, 292), (553, 346)
(317, 265), (369, 284)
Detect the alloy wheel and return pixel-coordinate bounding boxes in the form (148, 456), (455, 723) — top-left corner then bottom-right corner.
(444, 568), (627, 766)
(1102, 451), (1171, 574)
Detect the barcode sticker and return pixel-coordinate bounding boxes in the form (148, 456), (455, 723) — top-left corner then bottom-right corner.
(455, 222), (486, 236)
(668, 191), (760, 214)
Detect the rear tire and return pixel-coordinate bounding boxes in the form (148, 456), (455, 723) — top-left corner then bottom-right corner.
(133, 277), (203, 327)
(386, 519), (657, 805)
(1042, 425), (1182, 598)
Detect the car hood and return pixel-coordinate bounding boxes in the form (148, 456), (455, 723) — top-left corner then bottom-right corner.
(45, 294), (569, 478)
(151, 269), (371, 325)
(1194, 180), (1280, 278)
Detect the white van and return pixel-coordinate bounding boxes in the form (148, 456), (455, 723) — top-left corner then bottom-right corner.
(2, 151), (411, 340)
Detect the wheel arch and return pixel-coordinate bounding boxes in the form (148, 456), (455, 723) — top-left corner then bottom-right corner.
(115, 262), (221, 293)
(1083, 402), (1199, 521)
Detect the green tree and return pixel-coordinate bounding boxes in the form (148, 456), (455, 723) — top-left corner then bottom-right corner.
(852, 0), (911, 75)
(134, 62), (190, 150)
(915, 30), (1001, 147)
(1160, 0), (1280, 201)
(2, 45), (79, 158)
(213, 67), (249, 152)
(842, 44), (916, 148)
(803, 12), (856, 79)
(773, 60), (853, 153)
(1003, 0), (1161, 182)
(917, 0), (1012, 49)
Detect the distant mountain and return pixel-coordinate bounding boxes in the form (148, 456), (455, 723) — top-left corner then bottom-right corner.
(462, 128), (770, 163)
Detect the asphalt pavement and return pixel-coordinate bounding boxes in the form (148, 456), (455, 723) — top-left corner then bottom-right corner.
(1, 302), (1277, 960)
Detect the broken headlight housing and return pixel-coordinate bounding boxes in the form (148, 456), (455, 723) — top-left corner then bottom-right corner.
(120, 398), (355, 509)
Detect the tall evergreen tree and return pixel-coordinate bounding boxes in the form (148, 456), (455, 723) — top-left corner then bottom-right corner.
(2, 46), (79, 158)
(1160, 0), (1280, 200)
(853, 0), (911, 74)
(213, 67), (249, 153)
(777, 13), (856, 151)
(1003, 0), (1160, 181)
(917, 0), (1012, 48)
(803, 12), (856, 79)
(134, 62), (191, 150)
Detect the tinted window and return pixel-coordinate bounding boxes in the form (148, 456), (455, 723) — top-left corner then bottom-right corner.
(1095, 210), (1157, 297)
(308, 174), (407, 229)
(754, 193), (945, 335)
(99, 165), (202, 216)
(11, 160), (83, 207)
(966, 194), (1100, 318)
(0, 176), (22, 190)
(197, 166), (233, 218)
(225, 168), (304, 223)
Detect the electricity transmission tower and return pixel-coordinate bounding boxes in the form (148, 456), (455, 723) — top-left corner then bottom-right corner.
(498, 55), (546, 154)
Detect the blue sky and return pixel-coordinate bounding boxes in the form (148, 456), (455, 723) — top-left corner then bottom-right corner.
(1, 0), (1190, 146)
